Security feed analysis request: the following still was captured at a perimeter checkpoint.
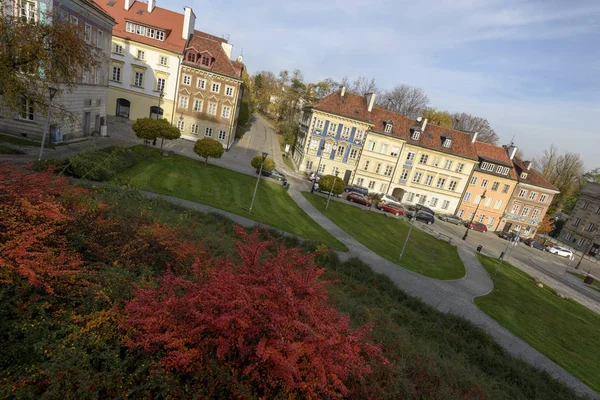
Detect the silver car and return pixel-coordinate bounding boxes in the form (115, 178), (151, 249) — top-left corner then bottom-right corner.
(438, 214), (463, 225)
(546, 246), (574, 260)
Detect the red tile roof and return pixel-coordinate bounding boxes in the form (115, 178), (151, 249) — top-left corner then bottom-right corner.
(98, 0), (187, 53)
(513, 157), (559, 191)
(474, 141), (518, 180)
(89, 0), (117, 23)
(193, 29), (227, 44)
(183, 34), (242, 79)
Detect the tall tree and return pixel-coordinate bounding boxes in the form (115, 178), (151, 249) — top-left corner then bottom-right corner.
(422, 108), (453, 128)
(340, 76), (379, 95)
(534, 145), (585, 208)
(377, 85), (429, 119)
(452, 113), (499, 144)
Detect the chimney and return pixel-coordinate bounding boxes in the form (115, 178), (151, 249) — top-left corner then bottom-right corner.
(182, 7), (196, 40)
(421, 118), (428, 131)
(525, 160), (532, 170)
(508, 145), (518, 160)
(341, 86), (346, 97)
(124, 0), (135, 10)
(471, 131), (479, 143)
(221, 42), (233, 59)
(366, 92), (376, 112)
(147, 0), (155, 13)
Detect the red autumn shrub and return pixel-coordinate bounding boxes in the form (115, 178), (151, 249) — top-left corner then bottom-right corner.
(122, 226), (384, 398)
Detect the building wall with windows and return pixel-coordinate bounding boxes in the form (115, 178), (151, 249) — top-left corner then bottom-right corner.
(558, 182), (600, 256)
(352, 132), (405, 193)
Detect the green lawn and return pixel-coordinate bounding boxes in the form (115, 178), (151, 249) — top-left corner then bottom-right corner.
(0, 133), (56, 149)
(567, 271), (600, 291)
(0, 143), (25, 154)
(303, 193), (465, 280)
(113, 147), (346, 251)
(476, 255), (600, 393)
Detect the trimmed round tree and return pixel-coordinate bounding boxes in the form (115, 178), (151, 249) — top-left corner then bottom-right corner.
(132, 118), (181, 150)
(318, 175), (345, 195)
(194, 138), (224, 165)
(251, 155), (275, 172)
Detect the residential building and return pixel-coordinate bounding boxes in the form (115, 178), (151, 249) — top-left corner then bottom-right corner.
(558, 182), (600, 258)
(456, 141), (518, 230)
(0, 0), (116, 141)
(497, 155), (559, 238)
(99, 0), (195, 123)
(176, 31), (244, 149)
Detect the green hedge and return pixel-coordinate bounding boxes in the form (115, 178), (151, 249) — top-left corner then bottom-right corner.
(65, 147), (141, 181)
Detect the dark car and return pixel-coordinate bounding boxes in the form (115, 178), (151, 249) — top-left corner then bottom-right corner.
(406, 211), (435, 225)
(407, 204), (435, 216)
(524, 238), (545, 250)
(344, 185), (369, 196)
(497, 231), (521, 242)
(377, 202), (404, 216)
(347, 192), (372, 206)
(465, 221), (488, 233)
(438, 214), (463, 225)
(257, 168), (286, 182)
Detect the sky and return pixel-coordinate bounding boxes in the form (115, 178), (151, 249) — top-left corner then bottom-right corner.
(169, 0), (599, 169)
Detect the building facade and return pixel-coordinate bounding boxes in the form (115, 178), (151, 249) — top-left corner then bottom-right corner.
(456, 141), (518, 230)
(558, 182), (600, 258)
(175, 32), (244, 149)
(497, 157), (559, 238)
(0, 0), (115, 141)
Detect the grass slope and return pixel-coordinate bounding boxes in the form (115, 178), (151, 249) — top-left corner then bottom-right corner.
(0, 133), (56, 149)
(114, 147), (346, 251)
(476, 254), (600, 393)
(303, 193), (465, 280)
(0, 144), (25, 154)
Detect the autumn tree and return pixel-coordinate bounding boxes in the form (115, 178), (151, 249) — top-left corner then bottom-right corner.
(122, 227), (383, 398)
(193, 138), (224, 165)
(318, 175), (345, 195)
(377, 84), (429, 119)
(422, 108), (453, 128)
(251, 154), (275, 172)
(452, 112), (499, 144)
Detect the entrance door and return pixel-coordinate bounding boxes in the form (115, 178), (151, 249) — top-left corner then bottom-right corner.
(116, 98), (131, 119)
(83, 112), (91, 136)
(94, 114), (100, 133)
(149, 106), (163, 119)
(343, 170), (352, 184)
(503, 223), (512, 233)
(392, 188), (405, 201)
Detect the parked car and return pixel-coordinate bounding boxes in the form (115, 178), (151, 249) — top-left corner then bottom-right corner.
(524, 238), (545, 250)
(377, 202), (404, 216)
(546, 246), (574, 260)
(465, 221), (488, 233)
(346, 192), (372, 206)
(497, 231), (521, 242)
(344, 185), (369, 196)
(258, 168), (286, 182)
(406, 211), (435, 224)
(380, 194), (401, 206)
(407, 205), (435, 215)
(309, 172), (323, 182)
(437, 214), (463, 225)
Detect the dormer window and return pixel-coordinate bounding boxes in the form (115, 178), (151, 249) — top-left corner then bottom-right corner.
(411, 130), (421, 140)
(521, 172), (528, 179)
(480, 162), (495, 172)
(443, 138), (452, 148)
(201, 56), (211, 66)
(187, 52), (196, 63)
(384, 124), (392, 133)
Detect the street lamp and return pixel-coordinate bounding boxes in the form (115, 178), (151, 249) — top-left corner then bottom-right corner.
(156, 90), (164, 119)
(38, 86), (58, 161)
(463, 189), (486, 240)
(311, 143), (326, 193)
(249, 152), (268, 215)
(325, 170), (340, 210)
(399, 209), (416, 262)
(575, 227), (598, 269)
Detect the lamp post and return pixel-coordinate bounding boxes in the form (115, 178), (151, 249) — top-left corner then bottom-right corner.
(311, 143), (326, 193)
(463, 190), (486, 240)
(38, 86), (58, 161)
(399, 210), (416, 262)
(325, 170), (340, 210)
(249, 152), (268, 215)
(156, 90), (164, 119)
(575, 228), (598, 269)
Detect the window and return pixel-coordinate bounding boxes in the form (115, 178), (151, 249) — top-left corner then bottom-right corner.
(502, 184), (510, 193)
(135, 24), (145, 36)
(380, 143), (388, 154)
(497, 166), (510, 175)
(539, 194), (547, 203)
(464, 192), (472, 202)
(156, 31), (165, 41)
(367, 141), (376, 151)
(193, 99), (203, 112)
(456, 163), (465, 173)
(474, 195), (481, 205)
(178, 95), (188, 109)
(368, 181), (376, 189)
(406, 152), (415, 161)
(484, 197), (492, 207)
(488, 216), (496, 226)
(596, 206), (600, 214)
(319, 163), (326, 173)
(411, 130), (420, 140)
(159, 56), (168, 66)
(433, 157), (440, 167)
(444, 160), (453, 170)
(384, 123), (392, 133)
(582, 201), (590, 210)
(355, 129), (364, 141)
(520, 172), (528, 179)
(222, 106), (231, 119)
(458, 209), (465, 218)
(511, 204), (520, 214)
(94, 67), (101, 85)
(363, 160), (370, 171)
(442, 200), (450, 210)
(430, 198), (439, 207)
(207, 102), (217, 115)
(197, 79), (206, 89)
(341, 126), (351, 139)
(349, 148), (359, 159)
(577, 238), (586, 246)
(211, 82), (221, 93)
(309, 139), (319, 150)
(565, 232), (573, 241)
(84, 24), (92, 43)
(204, 127), (213, 137)
(125, 22), (135, 33)
(469, 212), (475, 220)
(190, 124), (199, 134)
(69, 15), (78, 25)
(478, 214), (485, 223)
(412, 172), (422, 183)
(147, 28), (156, 39)
(407, 192), (415, 202)
(20, 0), (36, 22)
(529, 192), (537, 201)
(306, 160), (313, 170)
(328, 123), (337, 136)
(136, 50), (145, 60)
(20, 99), (34, 121)
(419, 154), (429, 164)
(219, 130), (227, 140)
(380, 183), (387, 192)
(494, 200), (503, 210)
(391, 146), (400, 157)
(82, 70), (90, 84)
(356, 178), (364, 186)
(514, 225), (522, 232)
(183, 75), (191, 85)
(176, 120), (184, 131)
(491, 182), (499, 191)
(315, 119), (325, 130)
(425, 175), (434, 186)
(384, 165), (393, 176)
(586, 223), (596, 232)
(201, 55), (211, 66)
(436, 178), (446, 189)
(336, 146), (345, 156)
(225, 85), (234, 97)
(480, 162), (494, 171)
(111, 66), (121, 82)
(518, 189), (527, 197)
(96, 30), (104, 49)
(156, 78), (166, 92)
(481, 179), (489, 188)
(399, 169), (409, 180)
(443, 139), (452, 148)
(448, 180), (458, 191)
(134, 71), (144, 87)
(532, 209), (541, 219)
(113, 43), (124, 54)
(470, 177), (478, 185)
(375, 163), (381, 174)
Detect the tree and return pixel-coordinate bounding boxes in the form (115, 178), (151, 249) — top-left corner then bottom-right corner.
(377, 85), (429, 119)
(340, 76), (379, 95)
(132, 118), (180, 150)
(0, 8), (101, 125)
(422, 108), (453, 128)
(251, 154), (275, 172)
(318, 175), (345, 195)
(122, 227), (383, 398)
(534, 145), (585, 208)
(452, 113), (499, 144)
(583, 168), (600, 184)
(537, 216), (555, 235)
(193, 138), (224, 165)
